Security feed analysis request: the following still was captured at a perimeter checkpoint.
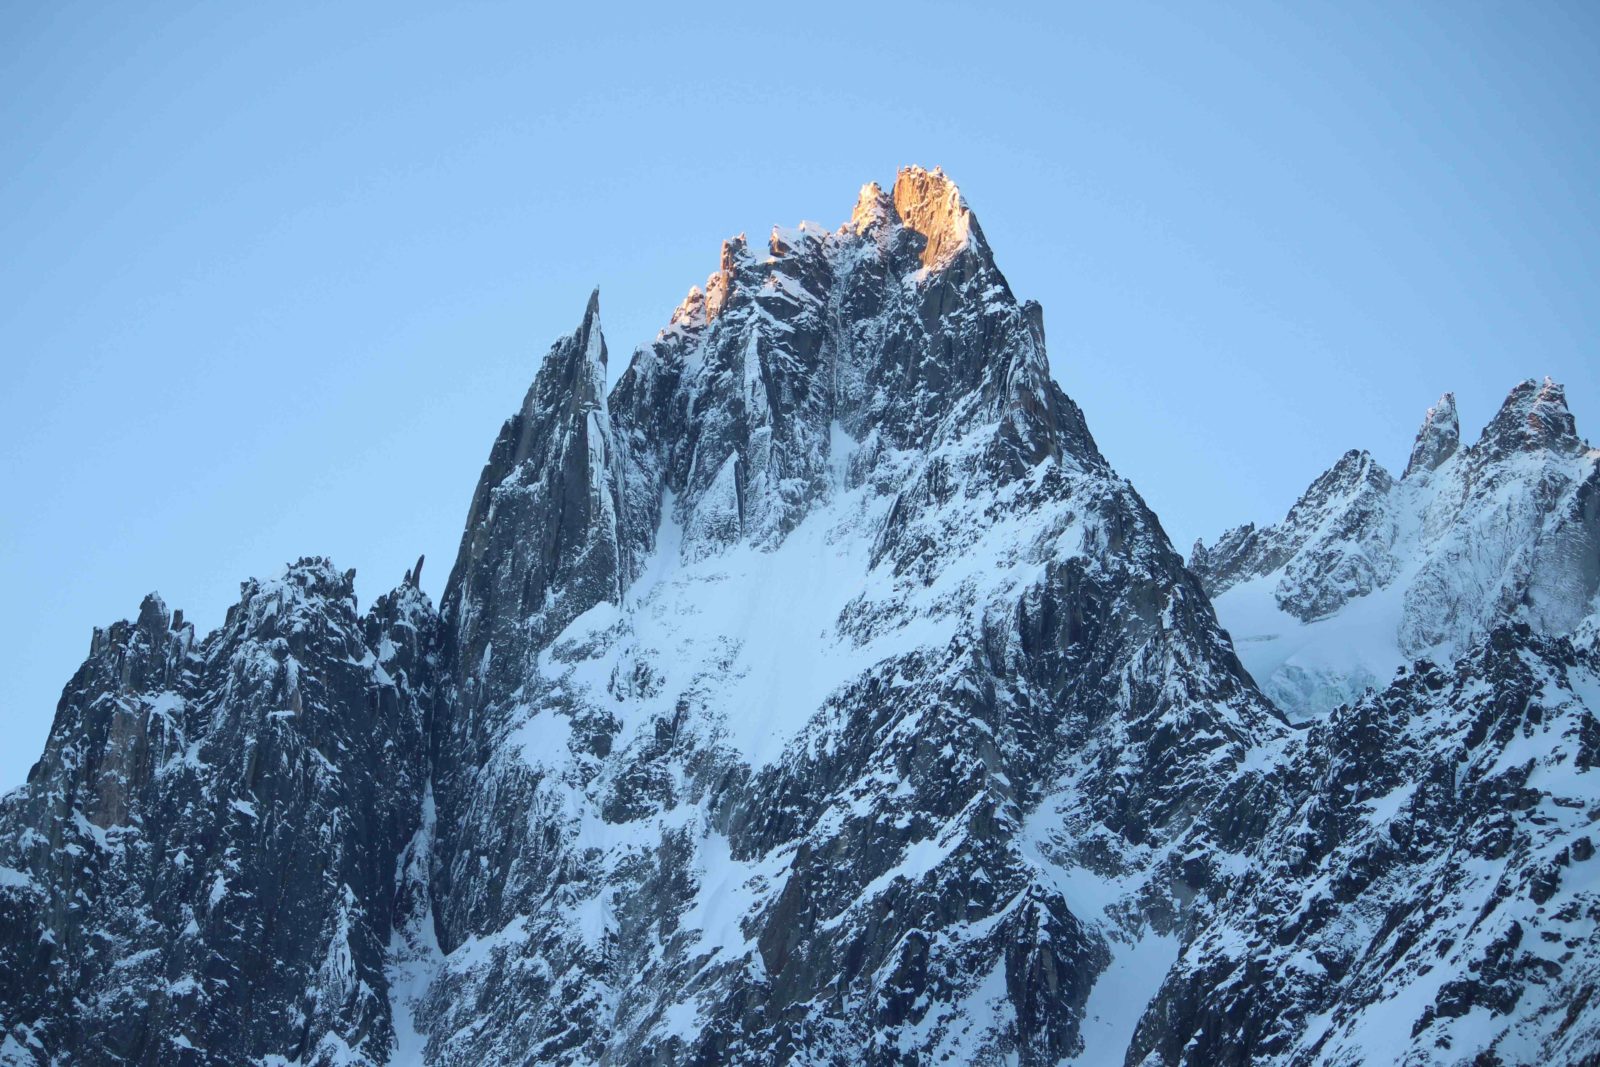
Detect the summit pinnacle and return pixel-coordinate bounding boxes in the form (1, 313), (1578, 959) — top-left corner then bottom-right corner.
(1403, 391), (1460, 477)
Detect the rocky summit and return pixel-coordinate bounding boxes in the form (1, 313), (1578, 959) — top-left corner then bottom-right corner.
(1191, 378), (1600, 719)
(1, 168), (1596, 1066)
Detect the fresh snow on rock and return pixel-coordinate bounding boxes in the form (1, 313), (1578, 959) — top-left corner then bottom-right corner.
(0, 170), (1596, 1067)
(1134, 625), (1600, 1065)
(414, 164), (1280, 1065)
(1194, 379), (1600, 718)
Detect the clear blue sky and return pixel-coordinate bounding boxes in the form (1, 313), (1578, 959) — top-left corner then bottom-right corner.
(2, 1), (1596, 789)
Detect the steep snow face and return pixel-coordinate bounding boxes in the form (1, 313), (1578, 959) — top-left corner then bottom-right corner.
(416, 166), (1282, 1065)
(1193, 380), (1600, 717)
(0, 561), (439, 1066)
(1131, 626), (1600, 1066)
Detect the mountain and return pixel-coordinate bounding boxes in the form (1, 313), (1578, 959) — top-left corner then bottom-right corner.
(1192, 380), (1600, 718)
(0, 563), (437, 1064)
(2, 168), (1597, 1067)
(413, 166), (1281, 1064)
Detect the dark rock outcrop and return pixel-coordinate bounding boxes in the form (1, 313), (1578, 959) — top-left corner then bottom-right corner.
(0, 560), (437, 1065)
(1131, 626), (1600, 1066)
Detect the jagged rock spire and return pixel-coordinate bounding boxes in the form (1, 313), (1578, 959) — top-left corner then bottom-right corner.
(574, 287), (607, 387)
(1403, 392), (1460, 477)
(851, 180), (893, 235)
(891, 165), (985, 271)
(1477, 376), (1581, 459)
(442, 289), (623, 705)
(668, 284), (707, 331)
(703, 235), (754, 321)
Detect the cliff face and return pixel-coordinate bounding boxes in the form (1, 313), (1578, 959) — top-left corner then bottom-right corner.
(2, 170), (1597, 1067)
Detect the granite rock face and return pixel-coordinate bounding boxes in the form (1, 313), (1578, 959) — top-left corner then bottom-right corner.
(1403, 392), (1460, 478)
(1, 170), (1597, 1067)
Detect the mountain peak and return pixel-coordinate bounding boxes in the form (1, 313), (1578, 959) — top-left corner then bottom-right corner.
(136, 591), (170, 633)
(9, 176), (1600, 1067)
(1477, 376), (1581, 458)
(702, 235), (754, 321)
(851, 180), (893, 235)
(668, 284), (707, 330)
(891, 164), (980, 270)
(442, 289), (624, 712)
(579, 287), (605, 370)
(1403, 391), (1460, 477)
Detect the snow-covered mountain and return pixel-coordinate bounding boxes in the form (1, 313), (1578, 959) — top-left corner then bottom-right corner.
(0, 565), (437, 1064)
(415, 166), (1282, 1064)
(1192, 380), (1600, 718)
(2, 169), (1597, 1066)
(1135, 622), (1600, 1065)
